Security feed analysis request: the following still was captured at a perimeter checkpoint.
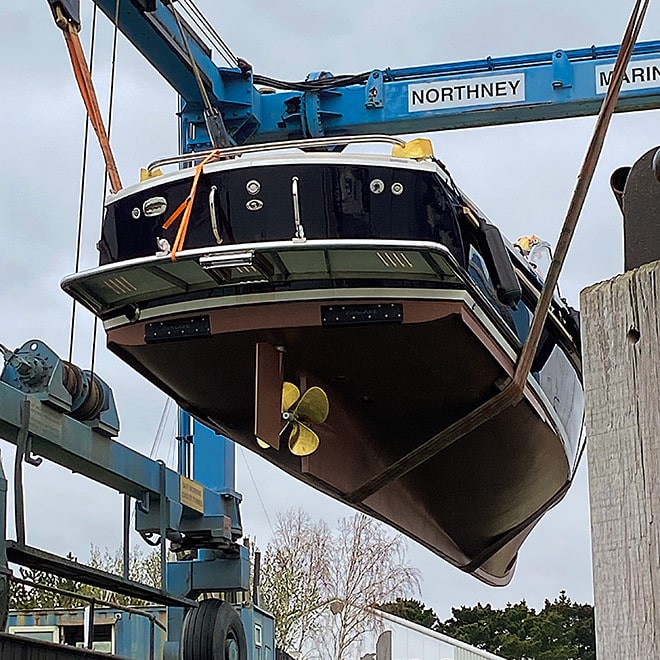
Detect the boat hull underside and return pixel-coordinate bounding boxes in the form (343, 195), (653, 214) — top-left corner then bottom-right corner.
(107, 297), (570, 585)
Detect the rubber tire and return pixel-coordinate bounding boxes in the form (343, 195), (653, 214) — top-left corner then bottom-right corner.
(182, 599), (247, 660)
(182, 599), (219, 660)
(212, 600), (248, 660)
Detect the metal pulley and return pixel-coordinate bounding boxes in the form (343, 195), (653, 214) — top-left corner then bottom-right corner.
(61, 360), (107, 422)
(0, 340), (119, 436)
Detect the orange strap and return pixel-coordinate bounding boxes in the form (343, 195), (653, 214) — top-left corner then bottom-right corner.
(63, 30), (122, 194)
(162, 151), (222, 261)
(162, 198), (190, 231)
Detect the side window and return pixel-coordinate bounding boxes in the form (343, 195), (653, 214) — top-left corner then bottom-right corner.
(467, 244), (497, 300)
(468, 244), (520, 334)
(9, 626), (60, 643)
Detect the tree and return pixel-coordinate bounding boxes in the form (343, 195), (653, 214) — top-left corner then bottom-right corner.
(435, 592), (595, 660)
(87, 544), (161, 605)
(260, 509), (420, 659)
(260, 510), (331, 654)
(533, 592), (595, 660)
(10, 553), (95, 610)
(9, 545), (161, 610)
(378, 598), (439, 629)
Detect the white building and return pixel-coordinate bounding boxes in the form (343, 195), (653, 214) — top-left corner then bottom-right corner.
(351, 610), (506, 660)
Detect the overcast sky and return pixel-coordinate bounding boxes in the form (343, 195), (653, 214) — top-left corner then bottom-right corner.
(1, 1), (659, 621)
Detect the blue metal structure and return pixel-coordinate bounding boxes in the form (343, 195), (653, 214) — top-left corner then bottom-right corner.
(88, 0), (660, 151)
(7, 607), (168, 659)
(0, 341), (255, 658)
(6, 604), (276, 660)
(0, 336), (260, 657)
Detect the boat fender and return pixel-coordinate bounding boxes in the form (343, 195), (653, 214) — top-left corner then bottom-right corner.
(561, 304), (581, 352)
(479, 224), (522, 307)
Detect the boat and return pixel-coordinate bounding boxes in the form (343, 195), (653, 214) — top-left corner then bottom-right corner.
(62, 135), (584, 586)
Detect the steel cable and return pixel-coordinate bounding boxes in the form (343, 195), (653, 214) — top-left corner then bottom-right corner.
(91, 0), (122, 376)
(513, 0), (650, 391)
(178, 0), (238, 68)
(67, 6), (99, 364)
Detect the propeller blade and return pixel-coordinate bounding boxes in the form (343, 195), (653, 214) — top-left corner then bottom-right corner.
(288, 422), (320, 456)
(294, 386), (329, 425)
(282, 381), (301, 412)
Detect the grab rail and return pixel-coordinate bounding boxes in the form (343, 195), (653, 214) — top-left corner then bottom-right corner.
(147, 134), (407, 173)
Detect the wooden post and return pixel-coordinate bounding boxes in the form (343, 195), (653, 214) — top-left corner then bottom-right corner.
(581, 260), (660, 658)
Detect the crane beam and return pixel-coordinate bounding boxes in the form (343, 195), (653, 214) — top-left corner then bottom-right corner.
(87, 1), (660, 150)
(251, 46), (660, 140)
(92, 0), (228, 106)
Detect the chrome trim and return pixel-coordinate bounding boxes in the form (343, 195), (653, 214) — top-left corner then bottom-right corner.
(291, 176), (305, 241)
(147, 134), (408, 172)
(107, 153), (448, 204)
(199, 250), (255, 270)
(63, 239), (455, 282)
(208, 185), (222, 244)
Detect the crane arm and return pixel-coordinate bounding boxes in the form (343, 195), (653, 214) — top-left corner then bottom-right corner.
(84, 1), (660, 151)
(91, 0), (229, 107)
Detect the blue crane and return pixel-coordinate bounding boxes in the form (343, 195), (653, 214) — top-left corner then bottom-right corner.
(80, 1), (660, 151)
(0, 2), (658, 659)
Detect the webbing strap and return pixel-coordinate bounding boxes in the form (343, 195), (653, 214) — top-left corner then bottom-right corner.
(62, 29), (122, 194)
(162, 150), (222, 260)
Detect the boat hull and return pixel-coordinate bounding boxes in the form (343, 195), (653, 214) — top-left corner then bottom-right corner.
(105, 291), (574, 585)
(61, 135), (585, 585)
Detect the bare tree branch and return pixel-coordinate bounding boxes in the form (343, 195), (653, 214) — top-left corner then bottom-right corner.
(261, 510), (420, 659)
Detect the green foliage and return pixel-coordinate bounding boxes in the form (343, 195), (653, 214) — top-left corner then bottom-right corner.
(10, 553), (95, 610)
(9, 545), (161, 610)
(435, 591), (595, 660)
(379, 598), (439, 629)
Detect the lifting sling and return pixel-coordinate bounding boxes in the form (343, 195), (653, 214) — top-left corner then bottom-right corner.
(49, 2), (123, 194)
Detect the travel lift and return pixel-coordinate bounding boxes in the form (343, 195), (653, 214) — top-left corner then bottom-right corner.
(0, 1), (659, 658)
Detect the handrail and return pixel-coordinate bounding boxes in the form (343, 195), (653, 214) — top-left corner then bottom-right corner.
(147, 134), (408, 172)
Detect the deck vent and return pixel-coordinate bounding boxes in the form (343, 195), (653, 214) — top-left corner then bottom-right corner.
(235, 265), (260, 275)
(103, 276), (137, 295)
(376, 252), (415, 268)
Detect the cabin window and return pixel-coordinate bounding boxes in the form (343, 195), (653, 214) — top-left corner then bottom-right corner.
(9, 625), (60, 643)
(62, 622), (114, 650)
(467, 245), (496, 300)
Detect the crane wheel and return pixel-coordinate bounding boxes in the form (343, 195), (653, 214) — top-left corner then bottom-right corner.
(182, 599), (248, 660)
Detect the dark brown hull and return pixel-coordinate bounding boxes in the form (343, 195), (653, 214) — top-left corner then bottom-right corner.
(106, 294), (571, 585)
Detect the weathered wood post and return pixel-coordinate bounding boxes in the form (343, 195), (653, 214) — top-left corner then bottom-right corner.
(581, 260), (660, 657)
